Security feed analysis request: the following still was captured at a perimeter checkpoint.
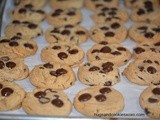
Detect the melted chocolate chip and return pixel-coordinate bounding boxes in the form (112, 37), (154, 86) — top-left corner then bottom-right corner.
(43, 63), (53, 69)
(144, 32), (154, 38)
(99, 87), (111, 94)
(91, 49), (99, 53)
(111, 22), (120, 29)
(51, 28), (60, 33)
(100, 26), (109, 31)
(138, 26), (148, 31)
(95, 94), (106, 102)
(78, 93), (92, 102)
(0, 39), (10, 43)
(143, 60), (152, 63)
(154, 42), (160, 46)
(147, 66), (156, 74)
(148, 98), (158, 103)
(18, 8), (27, 14)
(1, 87), (14, 97)
(67, 11), (75, 16)
(117, 47), (126, 51)
(152, 87), (160, 95)
(52, 46), (61, 50)
(34, 91), (46, 98)
(12, 20), (20, 24)
(6, 62), (16, 69)
(52, 98), (64, 107)
(105, 32), (115, 37)
(152, 28), (160, 33)
(100, 46), (111, 53)
(28, 24), (37, 29)
(61, 30), (70, 35)
(9, 41), (19, 47)
(0, 83), (3, 89)
(56, 68), (67, 76)
(138, 66), (144, 72)
(68, 49), (78, 54)
(24, 43), (34, 49)
(58, 52), (68, 60)
(89, 66), (100, 71)
(108, 11), (117, 15)
(134, 47), (145, 54)
(0, 61), (5, 69)
(111, 51), (121, 55)
(99, 41), (108, 45)
(24, 4), (33, 9)
(76, 31), (85, 35)
(101, 7), (109, 12)
(102, 62), (114, 68)
(137, 8), (145, 15)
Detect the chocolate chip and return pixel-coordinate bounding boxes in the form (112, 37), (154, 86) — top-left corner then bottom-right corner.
(144, 108), (150, 115)
(137, 8), (145, 15)
(102, 65), (113, 73)
(117, 47), (126, 51)
(0, 61), (5, 69)
(55, 9), (63, 13)
(51, 28), (60, 33)
(95, 4), (103, 8)
(78, 93), (92, 102)
(50, 71), (57, 77)
(43, 63), (53, 69)
(52, 98), (64, 107)
(152, 28), (160, 33)
(144, 32), (154, 38)
(1, 87), (14, 97)
(134, 47), (145, 54)
(67, 11), (75, 16)
(9, 41), (19, 47)
(95, 94), (106, 102)
(89, 66), (100, 71)
(138, 66), (144, 72)
(6, 62), (16, 69)
(11, 36), (21, 40)
(104, 0), (112, 2)
(91, 49), (99, 53)
(58, 52), (68, 60)
(52, 12), (60, 16)
(105, 32), (115, 37)
(34, 91), (46, 98)
(12, 20), (20, 24)
(138, 26), (148, 31)
(100, 87), (111, 94)
(98, 12), (105, 16)
(111, 22), (120, 29)
(24, 4), (33, 9)
(99, 41), (108, 45)
(95, 56), (101, 60)
(102, 62), (114, 68)
(18, 8), (27, 14)
(0, 39), (10, 43)
(104, 81), (112, 86)
(28, 24), (37, 29)
(68, 49), (78, 54)
(61, 30), (70, 35)
(56, 68), (67, 76)
(52, 46), (61, 50)
(100, 26), (109, 31)
(101, 7), (109, 12)
(0, 83), (3, 89)
(36, 10), (45, 14)
(111, 51), (121, 55)
(76, 31), (85, 35)
(152, 87), (160, 95)
(148, 98), (158, 103)
(143, 60), (152, 63)
(154, 61), (159, 65)
(154, 42), (160, 46)
(24, 43), (34, 49)
(100, 46), (111, 53)
(147, 66), (156, 74)
(65, 25), (74, 28)
(108, 11), (117, 15)
(39, 97), (50, 104)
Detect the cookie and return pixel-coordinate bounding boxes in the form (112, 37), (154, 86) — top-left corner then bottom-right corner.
(14, 0), (47, 9)
(0, 80), (25, 111)
(87, 42), (131, 66)
(5, 20), (42, 39)
(45, 24), (88, 45)
(78, 60), (120, 86)
(92, 6), (128, 23)
(133, 41), (160, 59)
(41, 42), (84, 67)
(74, 86), (124, 117)
(129, 22), (160, 43)
(131, 5), (160, 25)
(29, 62), (76, 90)
(46, 8), (82, 27)
(89, 20), (127, 43)
(22, 88), (72, 116)
(123, 57), (160, 86)
(10, 5), (45, 23)
(139, 85), (160, 118)
(85, 0), (119, 11)
(0, 36), (37, 58)
(0, 54), (29, 81)
(50, 0), (84, 9)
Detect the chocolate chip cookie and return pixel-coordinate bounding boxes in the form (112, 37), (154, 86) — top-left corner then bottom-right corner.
(41, 42), (84, 67)
(0, 80), (25, 111)
(139, 85), (160, 118)
(22, 88), (72, 116)
(87, 42), (131, 66)
(74, 86), (124, 117)
(46, 8), (82, 27)
(45, 25), (88, 45)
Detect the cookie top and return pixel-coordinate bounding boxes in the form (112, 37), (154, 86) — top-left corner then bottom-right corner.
(123, 57), (160, 86)
(29, 62), (76, 90)
(129, 22), (160, 43)
(0, 54), (29, 81)
(0, 80), (25, 111)
(89, 20), (127, 43)
(87, 42), (131, 66)
(92, 6), (128, 23)
(41, 42), (84, 67)
(78, 60), (120, 86)
(50, 0), (84, 9)
(0, 36), (38, 58)
(22, 88), (72, 116)
(10, 5), (45, 23)
(45, 24), (88, 45)
(133, 41), (160, 59)
(74, 86), (124, 117)
(139, 85), (160, 119)
(85, 0), (119, 11)
(46, 8), (82, 27)
(5, 20), (42, 39)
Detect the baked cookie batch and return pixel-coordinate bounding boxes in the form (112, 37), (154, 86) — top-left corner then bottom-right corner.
(0, 0), (160, 119)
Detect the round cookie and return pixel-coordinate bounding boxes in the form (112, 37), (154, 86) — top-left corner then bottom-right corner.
(87, 42), (131, 66)
(22, 88), (72, 116)
(123, 57), (160, 86)
(133, 41), (160, 59)
(14, 0), (47, 9)
(78, 60), (120, 86)
(129, 22), (160, 43)
(45, 25), (88, 45)
(50, 0), (84, 9)
(89, 20), (127, 43)
(84, 0), (119, 11)
(10, 5), (45, 23)
(5, 20), (42, 39)
(139, 85), (160, 119)
(0, 36), (38, 58)
(0, 80), (25, 111)
(46, 8), (82, 27)
(29, 62), (76, 90)
(41, 42), (84, 67)
(92, 6), (128, 23)
(74, 86), (124, 117)
(0, 54), (29, 81)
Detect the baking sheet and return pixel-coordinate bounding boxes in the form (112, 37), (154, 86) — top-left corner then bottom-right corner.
(0, 0), (148, 118)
